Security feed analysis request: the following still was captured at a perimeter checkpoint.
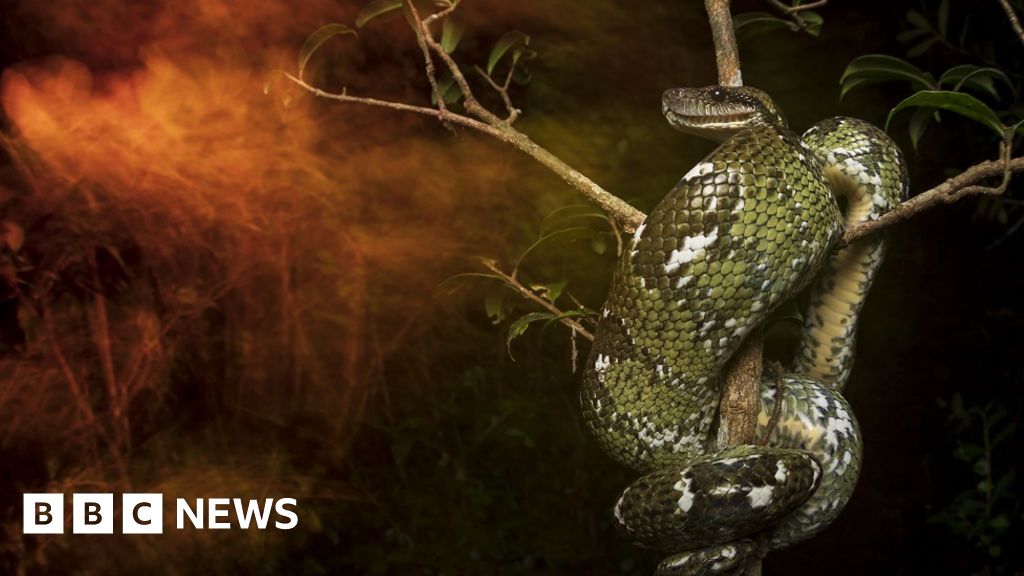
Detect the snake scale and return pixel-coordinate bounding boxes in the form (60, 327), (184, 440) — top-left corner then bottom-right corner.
(581, 86), (907, 575)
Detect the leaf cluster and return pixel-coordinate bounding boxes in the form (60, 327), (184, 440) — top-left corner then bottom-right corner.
(931, 394), (1021, 571)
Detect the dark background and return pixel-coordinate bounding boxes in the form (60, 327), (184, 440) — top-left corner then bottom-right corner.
(0, 0), (1021, 574)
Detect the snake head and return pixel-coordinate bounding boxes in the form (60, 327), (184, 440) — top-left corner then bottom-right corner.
(662, 85), (787, 141)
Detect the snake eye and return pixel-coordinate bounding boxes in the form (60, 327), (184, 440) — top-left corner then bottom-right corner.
(710, 88), (727, 103)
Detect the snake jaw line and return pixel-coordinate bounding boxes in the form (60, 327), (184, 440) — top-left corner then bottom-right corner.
(663, 85), (787, 141)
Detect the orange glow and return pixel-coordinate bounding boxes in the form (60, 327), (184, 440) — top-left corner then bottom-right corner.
(0, 0), (528, 465)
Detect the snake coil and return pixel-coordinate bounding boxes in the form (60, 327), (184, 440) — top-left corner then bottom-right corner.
(582, 86), (908, 575)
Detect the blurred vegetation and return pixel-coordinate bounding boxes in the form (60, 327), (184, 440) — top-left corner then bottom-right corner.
(0, 0), (1021, 575)
(930, 394), (1020, 573)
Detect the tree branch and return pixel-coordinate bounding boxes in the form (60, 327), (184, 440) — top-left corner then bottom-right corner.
(702, 4), (763, 573)
(844, 150), (1022, 244)
(702, 0), (761, 454)
(474, 65), (519, 123)
(716, 330), (764, 447)
(997, 0), (1024, 48)
(705, 0), (743, 86)
(414, 3), (504, 126)
(283, 73), (645, 232)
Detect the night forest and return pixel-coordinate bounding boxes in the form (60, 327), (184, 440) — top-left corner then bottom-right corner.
(0, 0), (1022, 574)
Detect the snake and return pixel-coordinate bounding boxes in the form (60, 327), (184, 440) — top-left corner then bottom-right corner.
(581, 85), (907, 575)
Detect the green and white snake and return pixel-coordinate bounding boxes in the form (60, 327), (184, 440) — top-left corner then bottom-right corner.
(581, 86), (908, 575)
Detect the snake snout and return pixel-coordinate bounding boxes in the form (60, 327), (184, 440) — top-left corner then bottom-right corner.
(662, 88), (685, 119)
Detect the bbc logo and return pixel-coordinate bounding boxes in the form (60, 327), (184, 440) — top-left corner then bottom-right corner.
(24, 493), (163, 534)
(24, 493), (299, 534)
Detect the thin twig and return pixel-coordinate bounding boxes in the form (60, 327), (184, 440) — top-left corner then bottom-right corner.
(766, 0), (827, 14)
(283, 74), (645, 232)
(416, 11), (503, 125)
(608, 216), (624, 257)
(765, 0), (827, 32)
(481, 260), (594, 341)
(474, 65), (519, 123)
(404, 0), (452, 130)
(567, 292), (598, 329)
(997, 0), (1024, 48)
(422, 0), (458, 26)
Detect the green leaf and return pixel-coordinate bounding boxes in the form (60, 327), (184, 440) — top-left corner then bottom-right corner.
(441, 17), (465, 53)
(907, 37), (940, 58)
(951, 393), (965, 417)
(973, 458), (990, 477)
(506, 312), (556, 358)
(993, 471), (1016, 497)
(938, 0), (950, 37)
(541, 310), (588, 331)
(838, 77), (880, 100)
(356, 0), (403, 28)
(400, 0), (419, 31)
(391, 439), (413, 465)
(485, 291), (509, 325)
(908, 106), (936, 150)
(797, 11), (823, 37)
(840, 54), (935, 99)
(952, 442), (984, 463)
(515, 227), (596, 269)
(897, 28), (929, 43)
(512, 65), (533, 86)
(487, 31), (530, 76)
(990, 514), (1010, 530)
(992, 419), (1018, 446)
(733, 12), (793, 40)
(958, 15), (971, 48)
(430, 73), (462, 104)
(504, 427), (535, 448)
(887, 90), (1008, 138)
(527, 281), (566, 303)
(298, 23), (357, 80)
(539, 204), (608, 234)
(434, 272), (504, 297)
(590, 236), (608, 255)
(939, 65), (1012, 100)
(906, 10), (930, 31)
(540, 204), (603, 226)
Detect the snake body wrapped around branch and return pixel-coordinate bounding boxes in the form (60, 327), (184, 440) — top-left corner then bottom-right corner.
(581, 86), (907, 575)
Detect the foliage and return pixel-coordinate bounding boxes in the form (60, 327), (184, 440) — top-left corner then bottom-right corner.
(319, 361), (654, 575)
(733, 0), (826, 39)
(296, 0), (536, 110)
(841, 1), (1022, 150)
(839, 0), (1024, 242)
(931, 394), (1021, 574)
